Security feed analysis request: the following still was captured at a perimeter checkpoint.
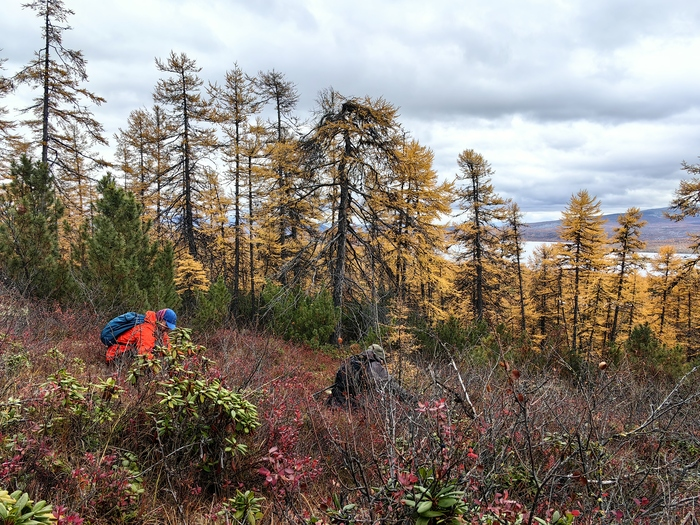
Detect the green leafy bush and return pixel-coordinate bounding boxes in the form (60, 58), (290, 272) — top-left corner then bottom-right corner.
(213, 490), (264, 524)
(411, 316), (495, 361)
(132, 329), (260, 488)
(0, 328), (261, 521)
(401, 481), (468, 525)
(0, 489), (55, 524)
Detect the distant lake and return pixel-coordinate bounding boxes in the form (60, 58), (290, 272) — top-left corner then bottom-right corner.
(521, 242), (693, 272)
(521, 242), (554, 262)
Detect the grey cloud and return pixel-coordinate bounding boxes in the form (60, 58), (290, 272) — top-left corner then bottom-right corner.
(575, 0), (700, 49)
(2, 0), (699, 223)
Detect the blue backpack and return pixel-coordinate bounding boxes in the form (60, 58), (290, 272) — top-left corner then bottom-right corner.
(100, 312), (146, 347)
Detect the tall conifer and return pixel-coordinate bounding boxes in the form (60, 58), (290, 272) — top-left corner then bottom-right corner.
(0, 55), (21, 169)
(558, 190), (607, 356)
(381, 140), (453, 319)
(209, 64), (261, 300)
(667, 160), (700, 257)
(528, 244), (560, 346)
(0, 155), (72, 299)
(500, 201), (528, 333)
(608, 207), (646, 344)
(647, 246), (682, 340)
(80, 175), (177, 313)
(15, 0), (107, 189)
(256, 70), (300, 284)
(153, 51), (216, 258)
(302, 91), (402, 338)
(452, 149), (506, 322)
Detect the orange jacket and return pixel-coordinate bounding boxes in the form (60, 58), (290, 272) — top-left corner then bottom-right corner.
(105, 310), (170, 362)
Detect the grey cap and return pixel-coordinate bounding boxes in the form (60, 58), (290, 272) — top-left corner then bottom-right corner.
(366, 344), (385, 362)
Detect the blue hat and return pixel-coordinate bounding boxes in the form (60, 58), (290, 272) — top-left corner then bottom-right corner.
(157, 309), (177, 330)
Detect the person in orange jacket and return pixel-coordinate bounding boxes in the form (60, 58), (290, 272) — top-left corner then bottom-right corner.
(105, 308), (177, 362)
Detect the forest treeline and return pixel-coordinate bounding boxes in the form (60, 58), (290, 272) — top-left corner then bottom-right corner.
(2, 0), (700, 368)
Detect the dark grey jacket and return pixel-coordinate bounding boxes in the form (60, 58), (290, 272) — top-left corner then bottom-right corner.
(327, 349), (412, 407)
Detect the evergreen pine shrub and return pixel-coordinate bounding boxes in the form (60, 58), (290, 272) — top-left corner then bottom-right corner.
(338, 299), (390, 344)
(148, 244), (180, 311)
(77, 175), (178, 315)
(626, 323), (688, 379)
(261, 284), (338, 348)
(0, 155), (74, 301)
(409, 315), (466, 359)
(435, 316), (470, 353)
(194, 276), (232, 331)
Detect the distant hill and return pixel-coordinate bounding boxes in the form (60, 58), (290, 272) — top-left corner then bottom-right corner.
(523, 208), (700, 253)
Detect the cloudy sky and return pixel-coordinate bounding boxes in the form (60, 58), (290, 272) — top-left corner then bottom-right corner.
(3, 0), (700, 222)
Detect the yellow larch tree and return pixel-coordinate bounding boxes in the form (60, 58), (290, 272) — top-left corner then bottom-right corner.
(0, 55), (23, 172)
(379, 139), (453, 321)
(496, 200), (529, 335)
(115, 108), (155, 208)
(255, 70), (301, 286)
(197, 167), (234, 286)
(557, 190), (608, 357)
(208, 63), (261, 304)
(606, 207), (647, 345)
(666, 158), (700, 256)
(672, 266), (700, 359)
(241, 120), (273, 306)
(153, 51), (216, 259)
(646, 245), (683, 342)
(452, 149), (507, 324)
(301, 90), (403, 339)
(175, 251), (211, 314)
(527, 243), (564, 350)
(113, 105), (177, 245)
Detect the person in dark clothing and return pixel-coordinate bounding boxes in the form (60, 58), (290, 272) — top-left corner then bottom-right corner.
(327, 344), (413, 408)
